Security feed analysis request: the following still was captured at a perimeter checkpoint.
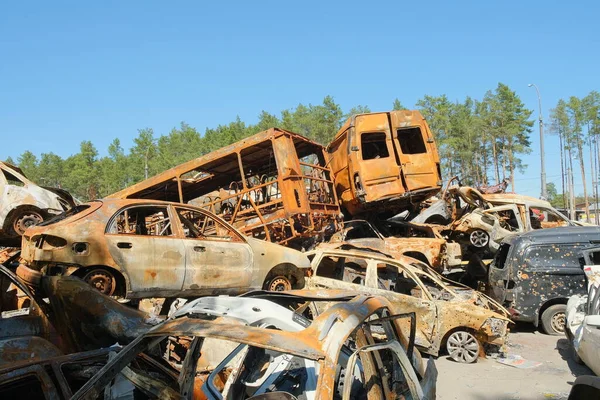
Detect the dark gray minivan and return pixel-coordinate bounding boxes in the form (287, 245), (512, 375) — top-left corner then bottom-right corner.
(488, 226), (600, 335)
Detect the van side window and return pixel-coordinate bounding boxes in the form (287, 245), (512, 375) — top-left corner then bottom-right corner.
(397, 127), (427, 154)
(524, 245), (584, 269)
(361, 132), (389, 160)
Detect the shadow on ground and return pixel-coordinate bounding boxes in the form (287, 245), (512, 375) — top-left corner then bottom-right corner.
(555, 337), (593, 378)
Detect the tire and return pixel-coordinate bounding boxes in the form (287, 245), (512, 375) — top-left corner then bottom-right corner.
(266, 275), (292, 292)
(446, 330), (480, 363)
(83, 268), (117, 296)
(8, 209), (44, 236)
(541, 304), (567, 335)
(469, 229), (489, 248)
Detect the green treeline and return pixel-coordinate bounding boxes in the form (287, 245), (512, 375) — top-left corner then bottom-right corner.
(5, 84), (599, 207)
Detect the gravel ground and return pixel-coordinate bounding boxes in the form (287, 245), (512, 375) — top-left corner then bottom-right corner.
(434, 323), (593, 400)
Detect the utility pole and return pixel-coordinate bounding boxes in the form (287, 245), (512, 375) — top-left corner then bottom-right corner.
(528, 84), (547, 200)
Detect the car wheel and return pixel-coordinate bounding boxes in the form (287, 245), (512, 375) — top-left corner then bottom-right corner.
(267, 275), (292, 291)
(10, 209), (44, 236)
(84, 269), (117, 296)
(541, 304), (567, 335)
(469, 229), (489, 248)
(446, 330), (480, 363)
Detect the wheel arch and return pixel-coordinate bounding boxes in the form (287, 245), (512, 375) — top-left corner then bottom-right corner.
(70, 265), (129, 297)
(536, 297), (569, 327)
(3, 204), (47, 234)
(262, 262), (305, 289)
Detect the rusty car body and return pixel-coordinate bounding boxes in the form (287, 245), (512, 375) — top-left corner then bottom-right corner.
(305, 248), (510, 363)
(107, 128), (341, 249)
(72, 295), (437, 400)
(327, 110), (442, 217)
(16, 198), (310, 298)
(0, 161), (76, 240)
(326, 219), (462, 271)
(489, 226), (600, 335)
(405, 179), (582, 256)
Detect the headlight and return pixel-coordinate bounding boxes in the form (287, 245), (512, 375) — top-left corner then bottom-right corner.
(482, 318), (507, 336)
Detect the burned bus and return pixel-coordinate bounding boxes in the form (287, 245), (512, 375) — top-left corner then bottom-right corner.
(327, 110), (442, 217)
(108, 128), (341, 248)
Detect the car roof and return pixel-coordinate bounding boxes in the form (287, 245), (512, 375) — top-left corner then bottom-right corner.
(509, 226), (600, 245)
(482, 193), (553, 208)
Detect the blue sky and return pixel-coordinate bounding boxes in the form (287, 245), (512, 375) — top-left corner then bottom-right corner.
(1, 1), (598, 198)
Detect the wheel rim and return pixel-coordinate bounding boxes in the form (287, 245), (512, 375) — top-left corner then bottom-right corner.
(470, 230), (489, 248)
(84, 270), (116, 296)
(13, 212), (43, 235)
(268, 276), (292, 291)
(551, 311), (566, 333)
(447, 331), (479, 363)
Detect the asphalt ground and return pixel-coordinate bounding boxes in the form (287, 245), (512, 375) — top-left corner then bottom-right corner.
(435, 323), (593, 400)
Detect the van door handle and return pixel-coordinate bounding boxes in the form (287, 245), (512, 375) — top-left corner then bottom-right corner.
(194, 246), (206, 252)
(117, 242), (132, 249)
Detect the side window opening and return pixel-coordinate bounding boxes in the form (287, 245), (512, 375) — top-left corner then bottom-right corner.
(314, 255), (367, 285)
(176, 208), (237, 241)
(397, 127), (427, 155)
(376, 263), (423, 298)
(361, 132), (389, 160)
(1, 170), (25, 187)
(107, 206), (173, 236)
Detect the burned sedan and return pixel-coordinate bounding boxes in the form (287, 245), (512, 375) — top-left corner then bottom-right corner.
(72, 295), (437, 400)
(16, 198), (310, 298)
(305, 248), (511, 363)
(0, 161), (76, 240)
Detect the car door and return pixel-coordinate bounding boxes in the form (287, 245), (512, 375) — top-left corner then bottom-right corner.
(105, 204), (186, 295)
(368, 260), (438, 350)
(389, 112), (439, 191)
(174, 207), (253, 294)
(349, 113), (404, 202)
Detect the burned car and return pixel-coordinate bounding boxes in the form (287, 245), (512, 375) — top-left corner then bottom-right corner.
(327, 110), (442, 217)
(0, 161), (76, 240)
(566, 247), (600, 375)
(405, 178), (581, 256)
(72, 295), (437, 400)
(327, 219), (462, 271)
(488, 227), (600, 335)
(305, 247), (511, 363)
(16, 198), (310, 298)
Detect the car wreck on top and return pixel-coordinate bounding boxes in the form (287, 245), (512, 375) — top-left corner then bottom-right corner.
(0, 161), (76, 241)
(107, 128), (341, 249)
(401, 177), (582, 256)
(16, 198), (310, 298)
(327, 110), (442, 217)
(304, 247), (511, 363)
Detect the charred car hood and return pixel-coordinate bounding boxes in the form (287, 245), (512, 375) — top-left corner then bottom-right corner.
(450, 286), (510, 318)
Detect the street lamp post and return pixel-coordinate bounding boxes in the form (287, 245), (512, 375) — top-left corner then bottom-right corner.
(528, 83), (547, 200)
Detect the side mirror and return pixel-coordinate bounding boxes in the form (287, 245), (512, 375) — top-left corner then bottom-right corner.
(585, 314), (600, 327)
(350, 146), (359, 151)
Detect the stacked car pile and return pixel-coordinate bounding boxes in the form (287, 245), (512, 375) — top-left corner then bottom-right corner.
(1, 109), (598, 398)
